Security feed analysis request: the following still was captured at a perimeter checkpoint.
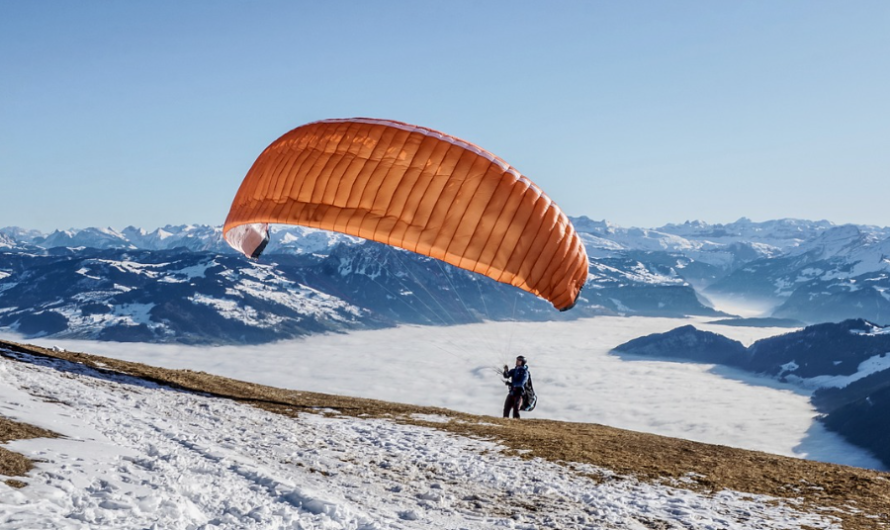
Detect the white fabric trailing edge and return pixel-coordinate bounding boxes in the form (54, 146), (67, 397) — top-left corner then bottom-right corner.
(224, 222), (270, 258)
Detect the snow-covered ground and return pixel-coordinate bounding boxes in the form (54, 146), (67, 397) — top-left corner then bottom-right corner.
(0, 345), (845, 529)
(5, 316), (884, 471)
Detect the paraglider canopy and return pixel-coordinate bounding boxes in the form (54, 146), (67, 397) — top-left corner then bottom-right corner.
(224, 118), (588, 311)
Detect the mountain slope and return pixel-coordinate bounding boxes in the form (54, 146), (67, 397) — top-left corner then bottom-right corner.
(1, 339), (888, 529)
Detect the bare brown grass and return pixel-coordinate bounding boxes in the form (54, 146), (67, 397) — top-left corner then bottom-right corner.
(0, 415), (58, 488)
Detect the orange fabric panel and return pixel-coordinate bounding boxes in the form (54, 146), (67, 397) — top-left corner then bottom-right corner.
(224, 118), (588, 310)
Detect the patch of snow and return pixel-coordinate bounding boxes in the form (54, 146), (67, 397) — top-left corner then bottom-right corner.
(111, 303), (156, 326)
(589, 261), (681, 286)
(217, 264), (364, 320)
(784, 353), (890, 389)
(71, 291), (119, 305)
(797, 268), (825, 281)
(93, 259), (171, 278)
(75, 267), (102, 280)
(169, 260), (217, 280)
(188, 294), (282, 327)
(780, 361), (799, 373)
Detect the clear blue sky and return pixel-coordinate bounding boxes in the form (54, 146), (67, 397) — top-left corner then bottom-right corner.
(2, 1), (888, 232)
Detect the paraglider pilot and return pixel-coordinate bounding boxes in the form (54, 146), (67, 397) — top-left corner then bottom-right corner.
(503, 356), (529, 419)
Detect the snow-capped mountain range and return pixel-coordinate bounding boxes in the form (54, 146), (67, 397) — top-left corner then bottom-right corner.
(1, 217), (889, 344)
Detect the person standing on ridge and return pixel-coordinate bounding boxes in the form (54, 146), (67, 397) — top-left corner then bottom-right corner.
(503, 355), (529, 419)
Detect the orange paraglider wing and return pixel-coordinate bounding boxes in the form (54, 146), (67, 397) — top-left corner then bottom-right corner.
(224, 118), (588, 310)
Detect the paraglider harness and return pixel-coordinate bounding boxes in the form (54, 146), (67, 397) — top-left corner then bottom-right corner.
(521, 373), (537, 412)
(504, 370), (537, 412)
